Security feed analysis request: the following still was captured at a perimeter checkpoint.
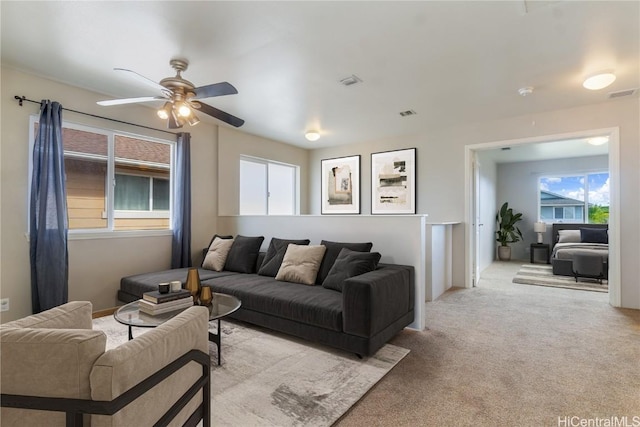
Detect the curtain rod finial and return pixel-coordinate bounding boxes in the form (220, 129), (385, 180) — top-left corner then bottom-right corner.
(14, 95), (26, 106)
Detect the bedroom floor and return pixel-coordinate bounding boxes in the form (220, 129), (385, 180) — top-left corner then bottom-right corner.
(477, 260), (609, 302)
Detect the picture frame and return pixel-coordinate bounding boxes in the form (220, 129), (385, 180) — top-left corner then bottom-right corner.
(371, 148), (416, 214)
(321, 155), (361, 214)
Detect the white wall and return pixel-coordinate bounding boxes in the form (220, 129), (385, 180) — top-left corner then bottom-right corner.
(476, 153), (498, 272)
(0, 67), (220, 321)
(496, 155), (608, 260)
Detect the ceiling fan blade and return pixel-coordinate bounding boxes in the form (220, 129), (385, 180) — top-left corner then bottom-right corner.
(114, 68), (167, 93)
(97, 96), (165, 106)
(196, 102), (245, 127)
(193, 82), (238, 99)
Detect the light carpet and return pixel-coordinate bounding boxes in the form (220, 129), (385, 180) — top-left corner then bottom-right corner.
(512, 263), (607, 292)
(92, 315), (409, 426)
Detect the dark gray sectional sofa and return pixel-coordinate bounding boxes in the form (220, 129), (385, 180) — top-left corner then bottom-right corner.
(119, 237), (415, 357)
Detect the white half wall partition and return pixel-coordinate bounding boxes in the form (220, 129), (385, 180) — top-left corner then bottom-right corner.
(217, 215), (460, 331)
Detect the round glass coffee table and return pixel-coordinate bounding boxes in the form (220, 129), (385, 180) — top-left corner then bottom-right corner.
(114, 292), (241, 365)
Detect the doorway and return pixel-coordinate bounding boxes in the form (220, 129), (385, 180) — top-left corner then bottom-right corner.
(464, 128), (621, 306)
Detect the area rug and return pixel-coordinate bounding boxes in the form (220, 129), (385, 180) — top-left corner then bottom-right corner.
(512, 264), (608, 292)
(92, 315), (409, 426)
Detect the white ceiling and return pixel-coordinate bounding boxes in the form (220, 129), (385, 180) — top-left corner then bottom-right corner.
(2, 1), (638, 149)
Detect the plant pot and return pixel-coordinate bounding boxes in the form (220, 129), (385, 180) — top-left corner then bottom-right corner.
(498, 245), (511, 261)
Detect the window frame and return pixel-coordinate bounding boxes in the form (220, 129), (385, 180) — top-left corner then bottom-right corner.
(538, 171), (609, 224)
(239, 155), (299, 216)
(28, 116), (175, 238)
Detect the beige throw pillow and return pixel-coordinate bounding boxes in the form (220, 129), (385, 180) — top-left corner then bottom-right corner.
(202, 237), (234, 271)
(275, 244), (327, 285)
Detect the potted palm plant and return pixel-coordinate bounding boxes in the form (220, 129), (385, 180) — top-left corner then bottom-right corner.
(495, 202), (523, 261)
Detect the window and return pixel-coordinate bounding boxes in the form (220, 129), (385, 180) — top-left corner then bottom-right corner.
(239, 156), (298, 215)
(30, 118), (174, 233)
(539, 172), (609, 224)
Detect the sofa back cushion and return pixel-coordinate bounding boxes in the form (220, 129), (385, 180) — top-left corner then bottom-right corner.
(224, 235), (265, 273)
(275, 244), (327, 285)
(322, 248), (382, 292)
(258, 238), (311, 277)
(316, 241), (373, 284)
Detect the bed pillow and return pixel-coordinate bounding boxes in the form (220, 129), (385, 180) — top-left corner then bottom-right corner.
(316, 240), (373, 285)
(258, 238), (311, 277)
(557, 230), (581, 243)
(224, 235), (265, 273)
(275, 244), (327, 285)
(322, 248), (382, 292)
(202, 236), (235, 271)
(580, 228), (608, 244)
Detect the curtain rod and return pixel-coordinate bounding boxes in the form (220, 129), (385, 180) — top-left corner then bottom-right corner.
(14, 95), (177, 136)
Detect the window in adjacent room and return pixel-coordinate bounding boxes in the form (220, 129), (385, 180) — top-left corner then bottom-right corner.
(239, 156), (298, 215)
(538, 172), (609, 224)
(29, 118), (174, 233)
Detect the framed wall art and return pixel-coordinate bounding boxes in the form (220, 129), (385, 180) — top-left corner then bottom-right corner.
(371, 148), (416, 214)
(321, 155), (361, 214)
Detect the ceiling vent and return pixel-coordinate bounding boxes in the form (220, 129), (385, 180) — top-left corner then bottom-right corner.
(608, 89), (636, 98)
(339, 75), (362, 86)
(399, 110), (417, 117)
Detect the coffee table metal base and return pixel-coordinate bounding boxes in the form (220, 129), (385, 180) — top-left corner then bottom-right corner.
(209, 319), (223, 366)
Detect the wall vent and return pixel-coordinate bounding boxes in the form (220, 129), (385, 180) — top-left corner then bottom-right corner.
(399, 110), (417, 117)
(608, 88), (636, 98)
(339, 75), (362, 86)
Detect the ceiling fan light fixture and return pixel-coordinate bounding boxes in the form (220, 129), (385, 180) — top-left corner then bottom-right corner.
(305, 130), (320, 141)
(583, 72), (616, 90)
(157, 102), (172, 120)
(187, 113), (200, 126)
(177, 103), (192, 117)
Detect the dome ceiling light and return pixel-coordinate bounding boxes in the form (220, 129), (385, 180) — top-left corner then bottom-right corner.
(305, 130), (320, 141)
(583, 72), (616, 90)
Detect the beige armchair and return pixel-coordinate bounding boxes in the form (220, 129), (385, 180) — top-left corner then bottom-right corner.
(0, 301), (210, 427)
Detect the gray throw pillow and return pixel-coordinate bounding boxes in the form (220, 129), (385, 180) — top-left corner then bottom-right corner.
(258, 238), (311, 277)
(322, 248), (381, 292)
(580, 228), (608, 244)
(224, 235), (265, 273)
(316, 240), (373, 284)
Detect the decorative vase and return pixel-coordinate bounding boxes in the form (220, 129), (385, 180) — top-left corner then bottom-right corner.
(498, 245), (512, 261)
(199, 286), (213, 306)
(185, 268), (201, 303)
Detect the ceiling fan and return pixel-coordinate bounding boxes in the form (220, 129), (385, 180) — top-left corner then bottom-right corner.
(97, 59), (244, 129)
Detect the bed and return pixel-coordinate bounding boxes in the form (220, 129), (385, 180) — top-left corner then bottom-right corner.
(551, 223), (609, 279)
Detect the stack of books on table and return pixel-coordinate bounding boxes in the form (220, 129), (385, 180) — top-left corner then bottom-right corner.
(139, 289), (193, 315)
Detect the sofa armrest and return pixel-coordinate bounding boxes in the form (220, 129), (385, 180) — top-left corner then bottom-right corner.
(1, 301), (93, 330)
(90, 306), (209, 427)
(1, 327), (106, 399)
(342, 265), (414, 338)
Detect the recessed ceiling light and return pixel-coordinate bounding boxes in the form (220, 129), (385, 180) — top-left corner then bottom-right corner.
(583, 72), (616, 90)
(305, 130), (320, 141)
(587, 136), (609, 146)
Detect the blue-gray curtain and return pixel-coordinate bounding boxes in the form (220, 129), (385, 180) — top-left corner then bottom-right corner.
(171, 132), (192, 268)
(29, 100), (68, 313)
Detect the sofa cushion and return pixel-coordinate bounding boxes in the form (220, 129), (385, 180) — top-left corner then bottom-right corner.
(276, 244), (327, 285)
(259, 238), (311, 277)
(202, 275), (343, 331)
(202, 237), (235, 271)
(224, 235), (265, 273)
(316, 240), (373, 284)
(322, 248), (382, 292)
